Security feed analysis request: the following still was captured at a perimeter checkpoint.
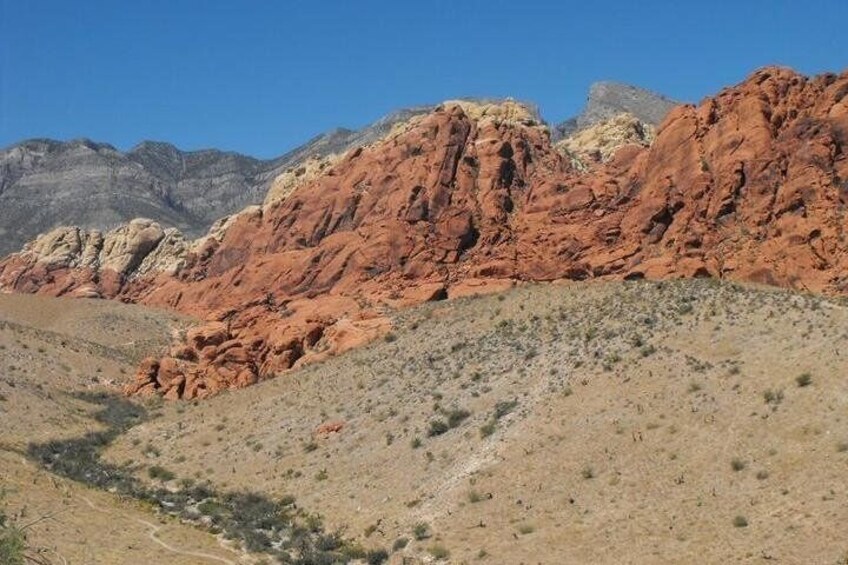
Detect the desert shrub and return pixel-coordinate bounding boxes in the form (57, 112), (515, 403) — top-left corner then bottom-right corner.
(392, 537), (409, 551)
(494, 400), (518, 420)
(26, 392), (376, 563)
(796, 373), (812, 387)
(763, 389), (784, 405)
(446, 407), (471, 428)
(428, 544), (450, 559)
(479, 421), (496, 438)
(640, 345), (657, 357)
(732, 515), (748, 528)
(0, 492), (49, 565)
(366, 549), (389, 564)
(0, 509), (24, 565)
(413, 522), (430, 540)
(427, 419), (449, 437)
(148, 465), (175, 481)
(730, 458), (746, 472)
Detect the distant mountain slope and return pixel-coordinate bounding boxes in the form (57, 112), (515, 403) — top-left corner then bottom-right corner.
(553, 81), (678, 139)
(0, 106), (438, 257)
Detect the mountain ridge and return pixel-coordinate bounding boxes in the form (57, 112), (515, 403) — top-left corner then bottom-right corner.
(2, 66), (846, 400)
(0, 89), (665, 257)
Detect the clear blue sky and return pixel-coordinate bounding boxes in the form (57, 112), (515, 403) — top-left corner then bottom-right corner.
(1, 0), (846, 158)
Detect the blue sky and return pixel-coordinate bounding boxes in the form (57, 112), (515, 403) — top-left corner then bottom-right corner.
(1, 0), (846, 158)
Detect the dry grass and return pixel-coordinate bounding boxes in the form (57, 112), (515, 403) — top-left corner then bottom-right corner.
(0, 294), (242, 564)
(91, 279), (848, 564)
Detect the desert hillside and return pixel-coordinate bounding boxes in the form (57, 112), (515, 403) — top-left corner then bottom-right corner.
(3, 280), (847, 563)
(0, 294), (249, 564)
(7, 279), (839, 564)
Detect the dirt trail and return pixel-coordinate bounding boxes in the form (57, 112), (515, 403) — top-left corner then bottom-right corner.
(78, 493), (238, 565)
(14, 455), (238, 565)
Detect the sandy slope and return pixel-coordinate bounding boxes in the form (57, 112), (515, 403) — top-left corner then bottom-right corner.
(102, 280), (848, 564)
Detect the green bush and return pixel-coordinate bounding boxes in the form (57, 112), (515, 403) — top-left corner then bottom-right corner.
(413, 522), (430, 540)
(796, 373), (812, 387)
(427, 419), (449, 437)
(479, 421), (496, 438)
(446, 407), (471, 428)
(0, 512), (25, 565)
(366, 549), (389, 564)
(494, 400), (518, 420)
(148, 465), (176, 481)
(732, 515), (748, 528)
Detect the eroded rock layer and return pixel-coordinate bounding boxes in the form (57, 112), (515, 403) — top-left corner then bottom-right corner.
(2, 67), (847, 398)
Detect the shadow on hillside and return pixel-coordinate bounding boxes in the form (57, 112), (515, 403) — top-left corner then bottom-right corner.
(27, 391), (388, 564)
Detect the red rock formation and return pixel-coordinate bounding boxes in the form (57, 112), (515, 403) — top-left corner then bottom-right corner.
(315, 421), (346, 436)
(1, 67), (847, 399)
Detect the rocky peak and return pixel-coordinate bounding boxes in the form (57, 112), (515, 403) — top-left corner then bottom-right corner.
(581, 81), (678, 128)
(553, 81), (678, 140)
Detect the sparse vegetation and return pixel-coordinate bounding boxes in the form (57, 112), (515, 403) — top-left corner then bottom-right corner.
(7, 280), (848, 563)
(427, 418), (449, 437)
(796, 372), (813, 387)
(517, 523), (535, 535)
(413, 522), (430, 540)
(147, 465), (175, 481)
(479, 421), (496, 438)
(763, 388), (784, 406)
(26, 392), (384, 562)
(0, 492), (50, 565)
(732, 515), (748, 528)
(0, 504), (25, 565)
(428, 544), (450, 560)
(446, 407), (471, 428)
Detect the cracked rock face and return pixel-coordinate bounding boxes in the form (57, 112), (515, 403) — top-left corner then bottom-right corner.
(0, 106), (442, 258)
(2, 67), (847, 399)
(556, 112), (656, 168)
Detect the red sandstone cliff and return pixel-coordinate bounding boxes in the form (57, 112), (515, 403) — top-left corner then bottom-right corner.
(1, 67), (846, 398)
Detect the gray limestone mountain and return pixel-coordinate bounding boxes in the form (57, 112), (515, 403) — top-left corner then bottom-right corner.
(553, 81), (678, 140)
(0, 106), (439, 258)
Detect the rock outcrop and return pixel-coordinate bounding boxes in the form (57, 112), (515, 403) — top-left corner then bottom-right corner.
(556, 112), (656, 169)
(554, 81), (678, 139)
(2, 66), (847, 399)
(0, 106), (441, 257)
